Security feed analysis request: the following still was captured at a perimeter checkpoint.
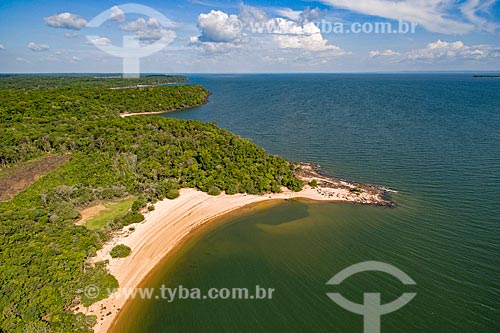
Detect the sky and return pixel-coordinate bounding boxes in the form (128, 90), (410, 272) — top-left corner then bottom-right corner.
(0, 0), (499, 73)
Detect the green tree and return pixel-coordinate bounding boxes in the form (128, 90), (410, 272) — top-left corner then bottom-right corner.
(110, 244), (132, 258)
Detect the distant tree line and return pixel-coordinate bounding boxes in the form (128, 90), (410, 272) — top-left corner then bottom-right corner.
(0, 75), (187, 89)
(0, 76), (302, 332)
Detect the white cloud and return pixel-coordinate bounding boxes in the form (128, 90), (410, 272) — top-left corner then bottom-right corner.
(300, 7), (323, 23)
(64, 33), (79, 39)
(369, 49), (400, 57)
(121, 18), (148, 31)
(136, 29), (176, 44)
(406, 40), (497, 60)
(86, 37), (111, 46)
(0, 44), (5, 50)
(72, 56), (81, 61)
(238, 5), (269, 25)
(196, 10), (242, 43)
(190, 38), (242, 54)
(370, 40), (500, 63)
(121, 17), (166, 31)
(319, 0), (477, 34)
(265, 19), (339, 51)
(274, 8), (302, 21)
(147, 18), (162, 29)
(110, 6), (125, 22)
(273, 7), (323, 24)
(192, 6), (344, 53)
(460, 0), (499, 32)
(44, 12), (87, 30)
(27, 42), (49, 52)
(120, 17), (176, 44)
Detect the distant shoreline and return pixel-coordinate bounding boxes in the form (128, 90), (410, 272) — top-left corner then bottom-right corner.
(472, 75), (500, 78)
(77, 165), (391, 332)
(119, 109), (176, 117)
(110, 82), (181, 90)
(119, 94), (210, 118)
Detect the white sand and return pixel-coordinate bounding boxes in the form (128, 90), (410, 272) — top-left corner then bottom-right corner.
(78, 186), (383, 332)
(119, 110), (171, 117)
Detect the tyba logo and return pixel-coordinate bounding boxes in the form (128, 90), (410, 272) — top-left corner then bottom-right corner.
(86, 3), (175, 77)
(326, 261), (416, 333)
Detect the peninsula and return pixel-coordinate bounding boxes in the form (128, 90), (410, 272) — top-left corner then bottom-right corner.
(0, 75), (391, 333)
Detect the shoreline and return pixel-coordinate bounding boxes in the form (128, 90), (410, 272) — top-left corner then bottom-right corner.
(119, 95), (210, 118)
(110, 82), (183, 90)
(77, 170), (391, 332)
(119, 110), (175, 118)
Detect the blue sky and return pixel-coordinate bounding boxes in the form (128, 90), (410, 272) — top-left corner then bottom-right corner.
(0, 0), (499, 72)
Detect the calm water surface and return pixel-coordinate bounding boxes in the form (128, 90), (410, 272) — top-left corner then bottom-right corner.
(112, 74), (500, 332)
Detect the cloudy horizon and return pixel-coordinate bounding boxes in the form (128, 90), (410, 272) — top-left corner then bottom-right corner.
(0, 0), (499, 73)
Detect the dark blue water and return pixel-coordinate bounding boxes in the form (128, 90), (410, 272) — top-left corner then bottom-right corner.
(114, 74), (500, 332)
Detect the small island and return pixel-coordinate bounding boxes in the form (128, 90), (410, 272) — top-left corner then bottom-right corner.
(472, 75), (500, 78)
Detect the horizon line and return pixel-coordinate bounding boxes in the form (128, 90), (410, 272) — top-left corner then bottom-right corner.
(1, 70), (500, 75)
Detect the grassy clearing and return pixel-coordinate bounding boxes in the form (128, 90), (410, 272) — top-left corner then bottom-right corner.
(84, 197), (135, 229)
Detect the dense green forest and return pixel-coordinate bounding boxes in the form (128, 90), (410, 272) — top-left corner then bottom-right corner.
(0, 74), (187, 89)
(0, 76), (302, 332)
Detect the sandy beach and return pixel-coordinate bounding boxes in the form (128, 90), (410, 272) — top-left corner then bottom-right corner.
(78, 177), (389, 333)
(119, 99), (209, 118)
(119, 110), (173, 118)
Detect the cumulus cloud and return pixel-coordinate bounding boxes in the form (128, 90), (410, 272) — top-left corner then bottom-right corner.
(136, 29), (176, 44)
(72, 56), (81, 61)
(121, 17), (152, 31)
(264, 19), (340, 52)
(196, 10), (242, 43)
(120, 17), (176, 44)
(272, 26), (341, 53)
(0, 44), (5, 50)
(369, 49), (400, 57)
(370, 40), (500, 63)
(44, 12), (87, 30)
(192, 6), (344, 53)
(406, 40), (497, 60)
(86, 37), (111, 46)
(110, 5), (125, 22)
(27, 42), (49, 52)
(190, 38), (242, 54)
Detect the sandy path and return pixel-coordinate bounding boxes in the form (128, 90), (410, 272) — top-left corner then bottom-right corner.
(119, 110), (171, 117)
(78, 186), (382, 332)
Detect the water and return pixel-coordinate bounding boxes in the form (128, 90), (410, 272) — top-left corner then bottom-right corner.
(111, 74), (500, 332)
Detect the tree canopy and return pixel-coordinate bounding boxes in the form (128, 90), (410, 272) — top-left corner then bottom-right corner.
(0, 75), (301, 332)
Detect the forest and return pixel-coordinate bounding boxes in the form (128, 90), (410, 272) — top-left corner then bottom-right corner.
(0, 74), (187, 89)
(0, 75), (302, 332)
